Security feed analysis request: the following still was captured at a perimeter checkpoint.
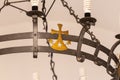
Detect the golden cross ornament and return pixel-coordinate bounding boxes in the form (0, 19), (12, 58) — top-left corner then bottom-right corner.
(49, 24), (71, 51)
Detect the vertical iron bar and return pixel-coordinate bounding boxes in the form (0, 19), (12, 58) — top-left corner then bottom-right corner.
(32, 15), (38, 58)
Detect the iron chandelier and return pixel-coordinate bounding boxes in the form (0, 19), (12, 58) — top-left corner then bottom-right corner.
(0, 0), (120, 80)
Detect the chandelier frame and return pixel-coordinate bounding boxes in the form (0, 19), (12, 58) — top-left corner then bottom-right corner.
(0, 0), (120, 80)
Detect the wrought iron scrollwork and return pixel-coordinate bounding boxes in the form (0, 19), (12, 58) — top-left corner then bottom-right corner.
(0, 0), (120, 80)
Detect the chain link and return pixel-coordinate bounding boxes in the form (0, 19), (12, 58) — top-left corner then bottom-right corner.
(87, 31), (100, 43)
(50, 53), (58, 80)
(41, 0), (46, 14)
(41, 1), (58, 80)
(41, 0), (47, 30)
(60, 0), (80, 23)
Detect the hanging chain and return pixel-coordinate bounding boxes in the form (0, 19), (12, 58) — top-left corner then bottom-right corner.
(60, 0), (100, 43)
(60, 0), (80, 23)
(87, 31), (100, 43)
(50, 53), (58, 80)
(41, 0), (47, 30)
(41, 1), (58, 80)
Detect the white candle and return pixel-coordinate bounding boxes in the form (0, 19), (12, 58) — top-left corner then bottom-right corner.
(79, 67), (86, 80)
(83, 0), (91, 13)
(31, 0), (39, 6)
(33, 72), (39, 80)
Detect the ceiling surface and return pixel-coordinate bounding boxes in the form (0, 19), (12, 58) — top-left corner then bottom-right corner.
(0, 0), (120, 80)
(0, 0), (120, 32)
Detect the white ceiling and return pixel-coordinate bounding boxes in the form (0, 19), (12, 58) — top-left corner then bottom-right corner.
(0, 0), (120, 80)
(0, 0), (120, 32)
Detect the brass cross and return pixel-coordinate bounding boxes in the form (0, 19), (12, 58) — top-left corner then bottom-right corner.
(49, 24), (71, 51)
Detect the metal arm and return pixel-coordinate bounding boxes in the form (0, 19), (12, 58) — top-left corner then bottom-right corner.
(0, 0), (28, 13)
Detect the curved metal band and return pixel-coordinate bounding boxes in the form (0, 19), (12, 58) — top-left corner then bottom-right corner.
(0, 32), (119, 77)
(0, 32), (118, 63)
(76, 27), (87, 62)
(0, 46), (115, 76)
(107, 40), (120, 76)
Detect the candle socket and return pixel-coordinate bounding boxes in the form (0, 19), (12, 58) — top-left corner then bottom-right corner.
(32, 6), (38, 10)
(84, 13), (91, 17)
(80, 17), (96, 26)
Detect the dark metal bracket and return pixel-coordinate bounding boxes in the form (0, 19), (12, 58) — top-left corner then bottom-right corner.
(76, 17), (97, 62)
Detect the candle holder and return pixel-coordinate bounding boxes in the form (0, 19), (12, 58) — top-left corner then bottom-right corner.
(0, 0), (120, 80)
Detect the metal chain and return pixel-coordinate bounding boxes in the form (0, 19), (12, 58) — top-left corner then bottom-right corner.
(60, 0), (80, 23)
(41, 0), (46, 14)
(87, 31), (100, 43)
(41, 0), (47, 30)
(60, 0), (100, 43)
(41, 1), (58, 80)
(50, 53), (58, 80)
